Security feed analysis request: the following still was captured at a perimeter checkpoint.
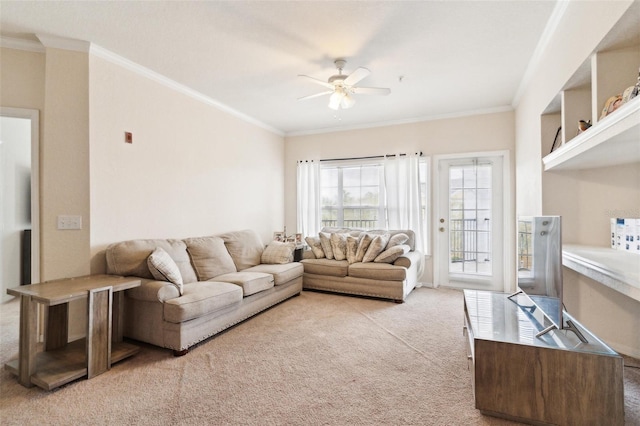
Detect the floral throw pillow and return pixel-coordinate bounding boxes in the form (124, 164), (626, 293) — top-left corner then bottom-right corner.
(362, 234), (390, 263)
(355, 233), (374, 263)
(346, 235), (359, 264)
(330, 233), (349, 261)
(305, 236), (325, 259)
(374, 244), (410, 263)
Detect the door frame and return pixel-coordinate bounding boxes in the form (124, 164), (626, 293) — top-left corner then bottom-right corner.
(1, 107), (40, 285)
(433, 150), (513, 293)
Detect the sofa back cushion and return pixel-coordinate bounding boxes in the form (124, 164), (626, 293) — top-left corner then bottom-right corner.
(105, 239), (198, 283)
(218, 229), (264, 271)
(184, 236), (237, 281)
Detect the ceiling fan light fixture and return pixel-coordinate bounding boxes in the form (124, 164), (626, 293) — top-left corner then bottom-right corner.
(341, 92), (355, 109)
(328, 90), (343, 110)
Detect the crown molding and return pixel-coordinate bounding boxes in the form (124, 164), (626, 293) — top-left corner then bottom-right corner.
(36, 34), (91, 52)
(0, 36), (45, 53)
(285, 105), (514, 137)
(511, 0), (570, 108)
(89, 44), (284, 136)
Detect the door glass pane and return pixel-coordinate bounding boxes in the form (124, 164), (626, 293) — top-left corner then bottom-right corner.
(449, 163), (492, 276)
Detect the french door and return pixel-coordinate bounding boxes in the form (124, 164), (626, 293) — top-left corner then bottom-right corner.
(435, 154), (505, 291)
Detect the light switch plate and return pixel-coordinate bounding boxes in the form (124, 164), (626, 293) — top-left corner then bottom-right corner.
(57, 215), (82, 230)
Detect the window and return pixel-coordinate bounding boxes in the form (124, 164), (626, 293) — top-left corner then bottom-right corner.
(298, 155), (429, 253)
(320, 162), (384, 229)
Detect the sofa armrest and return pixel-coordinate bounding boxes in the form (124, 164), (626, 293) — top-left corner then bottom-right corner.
(393, 250), (422, 269)
(125, 278), (180, 303)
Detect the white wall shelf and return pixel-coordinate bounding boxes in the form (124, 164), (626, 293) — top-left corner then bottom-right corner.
(563, 244), (640, 303)
(543, 96), (640, 171)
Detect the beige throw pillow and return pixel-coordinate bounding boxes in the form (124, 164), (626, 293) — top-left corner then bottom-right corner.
(305, 236), (325, 259)
(184, 236), (237, 281)
(386, 233), (409, 249)
(346, 235), (359, 264)
(147, 247), (184, 295)
(261, 241), (296, 264)
(374, 244), (410, 263)
(362, 234), (390, 263)
(355, 233), (374, 263)
(318, 232), (334, 260)
(330, 233), (349, 261)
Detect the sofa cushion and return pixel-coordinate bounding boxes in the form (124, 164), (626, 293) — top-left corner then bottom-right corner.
(330, 233), (349, 261)
(245, 263), (303, 285)
(261, 241), (295, 264)
(318, 232), (334, 260)
(374, 244), (410, 263)
(355, 233), (373, 263)
(147, 247), (184, 295)
(346, 235), (359, 264)
(213, 271), (274, 296)
(305, 236), (325, 259)
(106, 239), (198, 283)
(184, 236), (237, 281)
(348, 262), (407, 281)
(386, 233), (409, 249)
(218, 229), (264, 271)
(163, 281), (242, 323)
(300, 259), (349, 277)
(362, 234), (390, 263)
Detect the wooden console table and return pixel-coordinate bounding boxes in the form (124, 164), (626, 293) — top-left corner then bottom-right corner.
(5, 275), (141, 390)
(463, 289), (624, 425)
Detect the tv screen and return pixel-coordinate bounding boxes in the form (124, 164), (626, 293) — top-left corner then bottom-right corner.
(517, 216), (563, 329)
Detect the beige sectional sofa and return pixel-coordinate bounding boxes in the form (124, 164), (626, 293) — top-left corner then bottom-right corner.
(105, 230), (303, 356)
(301, 227), (424, 303)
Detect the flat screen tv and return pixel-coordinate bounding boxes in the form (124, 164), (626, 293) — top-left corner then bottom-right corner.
(513, 216), (587, 342)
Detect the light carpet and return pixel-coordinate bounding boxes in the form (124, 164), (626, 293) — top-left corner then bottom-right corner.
(1, 287), (638, 425)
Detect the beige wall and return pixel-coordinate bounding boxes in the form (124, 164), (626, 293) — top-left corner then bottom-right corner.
(2, 46), (285, 277)
(88, 55), (286, 272)
(514, 1), (640, 357)
(41, 48), (91, 281)
(284, 110), (516, 285)
(0, 47), (45, 278)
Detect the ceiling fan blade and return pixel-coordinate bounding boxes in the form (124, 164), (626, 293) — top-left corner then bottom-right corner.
(352, 87), (391, 96)
(298, 74), (335, 90)
(343, 67), (370, 86)
(298, 90), (333, 101)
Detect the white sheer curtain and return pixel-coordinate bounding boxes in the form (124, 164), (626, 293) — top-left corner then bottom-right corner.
(296, 160), (321, 238)
(384, 153), (425, 253)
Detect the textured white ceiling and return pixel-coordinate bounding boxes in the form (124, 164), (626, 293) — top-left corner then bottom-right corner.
(0, 1), (559, 135)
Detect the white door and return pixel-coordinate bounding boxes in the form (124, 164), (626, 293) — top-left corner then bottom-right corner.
(435, 155), (504, 291)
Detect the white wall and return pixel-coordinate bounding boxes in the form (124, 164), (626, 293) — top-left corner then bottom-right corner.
(88, 54), (286, 273)
(284, 110), (516, 286)
(514, 0), (640, 357)
(0, 117), (31, 301)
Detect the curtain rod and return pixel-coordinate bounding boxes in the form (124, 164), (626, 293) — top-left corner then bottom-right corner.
(298, 151), (423, 163)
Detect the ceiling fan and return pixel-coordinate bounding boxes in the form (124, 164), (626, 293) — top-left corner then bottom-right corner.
(298, 59), (391, 110)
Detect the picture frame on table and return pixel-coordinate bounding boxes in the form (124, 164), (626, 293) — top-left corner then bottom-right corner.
(273, 232), (285, 242)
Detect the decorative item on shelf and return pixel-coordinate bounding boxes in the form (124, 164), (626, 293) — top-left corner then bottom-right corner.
(621, 66), (640, 103)
(577, 119), (592, 135)
(550, 126), (562, 153)
(600, 94), (623, 119)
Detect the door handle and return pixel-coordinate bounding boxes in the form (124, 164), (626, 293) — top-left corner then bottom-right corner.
(439, 227), (445, 232)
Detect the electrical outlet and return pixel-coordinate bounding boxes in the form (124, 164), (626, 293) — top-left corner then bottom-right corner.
(57, 215), (82, 230)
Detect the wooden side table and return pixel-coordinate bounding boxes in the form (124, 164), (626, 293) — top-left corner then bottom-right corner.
(5, 275), (141, 390)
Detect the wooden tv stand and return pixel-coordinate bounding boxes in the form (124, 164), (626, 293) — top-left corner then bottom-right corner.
(463, 290), (624, 425)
